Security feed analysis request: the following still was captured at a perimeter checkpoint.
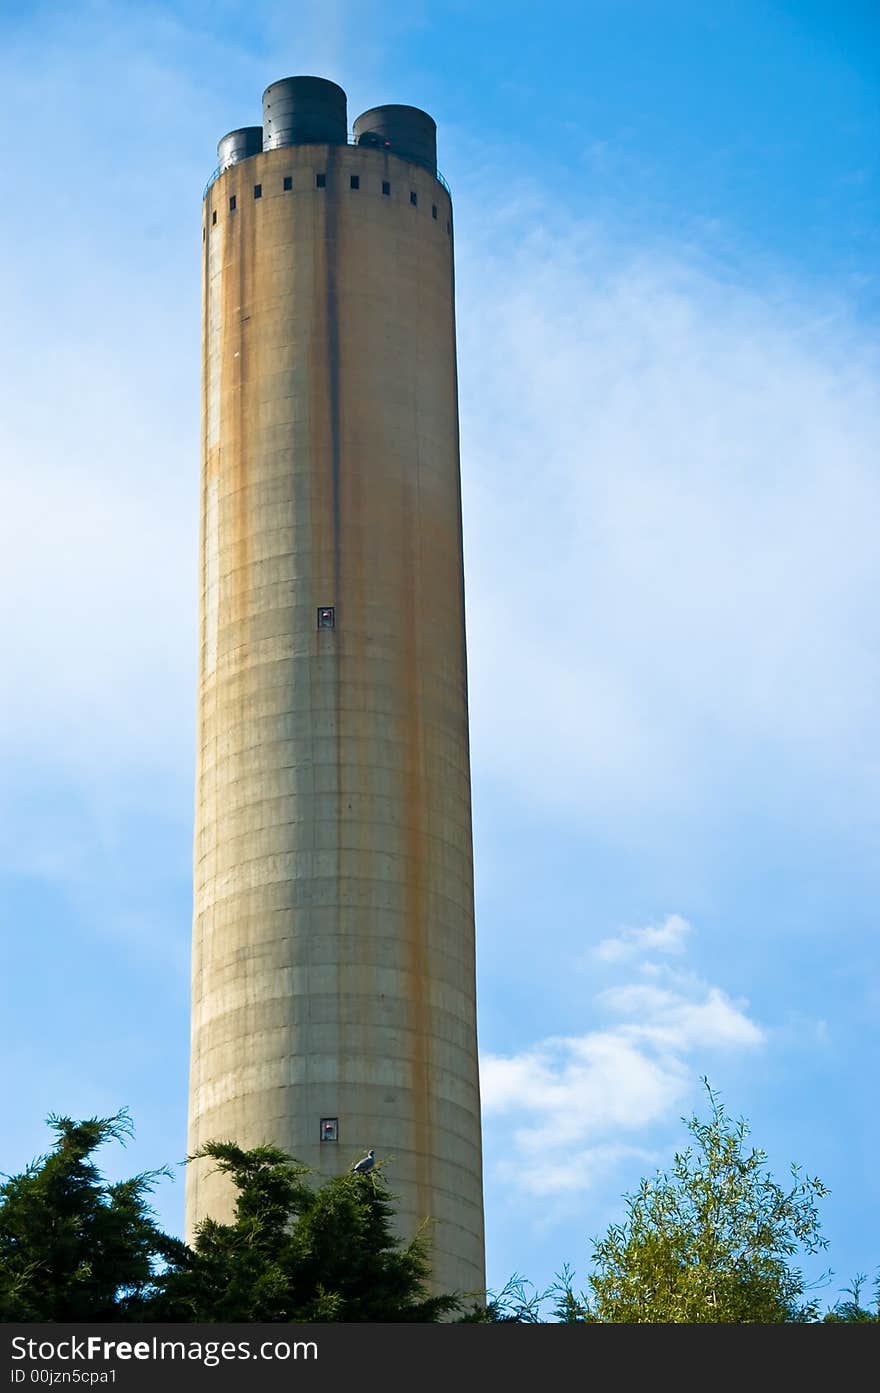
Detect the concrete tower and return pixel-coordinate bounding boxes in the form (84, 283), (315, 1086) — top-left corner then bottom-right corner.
(187, 76), (485, 1297)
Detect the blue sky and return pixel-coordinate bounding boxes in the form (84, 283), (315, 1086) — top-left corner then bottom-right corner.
(1, 0), (878, 1308)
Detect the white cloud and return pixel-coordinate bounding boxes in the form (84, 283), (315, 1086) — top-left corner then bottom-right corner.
(499, 1142), (660, 1200)
(602, 981), (765, 1050)
(595, 912), (692, 962)
(483, 1032), (682, 1140)
(481, 915), (763, 1195)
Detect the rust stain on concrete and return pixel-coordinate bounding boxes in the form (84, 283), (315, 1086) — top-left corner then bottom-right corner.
(400, 469), (433, 1237)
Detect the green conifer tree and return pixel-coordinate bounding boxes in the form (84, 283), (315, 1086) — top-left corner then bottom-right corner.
(0, 1111), (181, 1321)
(152, 1141), (459, 1322)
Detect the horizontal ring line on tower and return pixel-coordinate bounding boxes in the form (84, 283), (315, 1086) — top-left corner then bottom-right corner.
(197, 658), (468, 696)
(194, 1037), (484, 1089)
(195, 824), (474, 861)
(197, 741), (473, 782)
(196, 815), (474, 851)
(194, 880), (473, 924)
(204, 642), (471, 681)
(195, 837), (475, 863)
(194, 985), (478, 1024)
(199, 696), (472, 725)
(194, 876), (474, 922)
(193, 993), (481, 1031)
(193, 920), (477, 968)
(193, 942), (476, 982)
(195, 797), (472, 833)
(191, 1089), (484, 1149)
(194, 1001), (480, 1027)
(194, 1047), (483, 1091)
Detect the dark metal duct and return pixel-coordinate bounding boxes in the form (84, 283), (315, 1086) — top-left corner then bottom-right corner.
(217, 127), (264, 171)
(353, 105), (437, 175)
(262, 76), (348, 149)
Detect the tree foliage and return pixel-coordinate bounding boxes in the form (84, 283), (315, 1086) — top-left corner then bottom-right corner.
(469, 1082), (842, 1324)
(152, 1140), (458, 1322)
(552, 1082), (830, 1323)
(0, 1111), (182, 1322)
(458, 1271), (547, 1322)
(823, 1273), (880, 1323)
(3, 1095), (872, 1324)
(0, 1119), (456, 1322)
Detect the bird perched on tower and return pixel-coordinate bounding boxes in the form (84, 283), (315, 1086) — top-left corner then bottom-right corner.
(352, 1149), (376, 1175)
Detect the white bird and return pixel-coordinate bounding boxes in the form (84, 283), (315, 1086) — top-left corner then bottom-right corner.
(351, 1149), (376, 1174)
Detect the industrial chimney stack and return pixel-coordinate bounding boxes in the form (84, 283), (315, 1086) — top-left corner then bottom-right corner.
(187, 76), (485, 1298)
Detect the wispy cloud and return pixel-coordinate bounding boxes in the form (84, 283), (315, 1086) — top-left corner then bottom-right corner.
(455, 201), (880, 844)
(594, 912), (691, 962)
(481, 915), (763, 1196)
(599, 978), (764, 1051)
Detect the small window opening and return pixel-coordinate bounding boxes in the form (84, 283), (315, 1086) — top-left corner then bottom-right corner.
(283, 176), (293, 191)
(432, 204), (438, 220)
(253, 183), (262, 199)
(320, 1118), (339, 1143)
(382, 180), (391, 196)
(350, 174), (360, 189)
(446, 219), (451, 234)
(202, 227), (206, 241)
(211, 209), (217, 225)
(229, 194), (236, 211)
(316, 172), (326, 188)
(317, 606), (335, 630)
(410, 190), (418, 206)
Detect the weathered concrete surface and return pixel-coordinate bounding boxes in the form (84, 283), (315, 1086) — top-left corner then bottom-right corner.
(187, 143), (485, 1299)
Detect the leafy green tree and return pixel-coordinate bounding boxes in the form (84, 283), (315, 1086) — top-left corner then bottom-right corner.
(0, 1112), (182, 1321)
(552, 1082), (829, 1323)
(152, 1141), (459, 1322)
(823, 1273), (880, 1323)
(458, 1271), (547, 1322)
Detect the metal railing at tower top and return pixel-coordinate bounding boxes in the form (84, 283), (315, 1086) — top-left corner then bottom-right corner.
(203, 135), (452, 200)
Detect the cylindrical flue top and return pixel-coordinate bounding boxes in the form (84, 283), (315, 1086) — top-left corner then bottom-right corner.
(217, 126), (263, 171)
(353, 104), (437, 174)
(262, 76), (348, 149)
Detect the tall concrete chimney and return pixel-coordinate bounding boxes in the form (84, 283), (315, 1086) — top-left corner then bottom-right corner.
(187, 75), (485, 1299)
